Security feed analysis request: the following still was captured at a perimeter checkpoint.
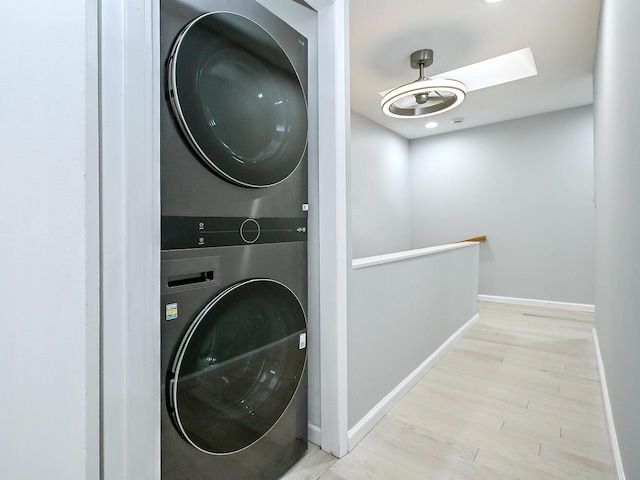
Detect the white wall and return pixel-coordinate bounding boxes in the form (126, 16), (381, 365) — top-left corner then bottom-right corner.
(594, 0), (640, 477)
(350, 112), (411, 258)
(348, 244), (479, 430)
(100, 0), (160, 478)
(315, 0), (351, 457)
(409, 106), (596, 305)
(0, 1), (100, 478)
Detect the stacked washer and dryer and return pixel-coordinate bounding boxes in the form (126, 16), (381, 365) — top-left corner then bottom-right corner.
(160, 1), (309, 478)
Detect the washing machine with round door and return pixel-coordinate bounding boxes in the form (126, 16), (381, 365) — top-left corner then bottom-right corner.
(161, 0), (309, 223)
(161, 235), (308, 479)
(160, 1), (309, 477)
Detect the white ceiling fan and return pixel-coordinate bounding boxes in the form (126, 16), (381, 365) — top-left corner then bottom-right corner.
(380, 47), (538, 119)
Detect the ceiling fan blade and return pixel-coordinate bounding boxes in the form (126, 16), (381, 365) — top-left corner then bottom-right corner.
(433, 47), (537, 92)
(379, 47), (537, 97)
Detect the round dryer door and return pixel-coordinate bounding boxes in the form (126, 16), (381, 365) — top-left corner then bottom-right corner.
(169, 279), (307, 455)
(168, 11), (308, 188)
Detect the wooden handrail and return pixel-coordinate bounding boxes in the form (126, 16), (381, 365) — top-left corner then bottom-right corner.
(456, 235), (487, 243)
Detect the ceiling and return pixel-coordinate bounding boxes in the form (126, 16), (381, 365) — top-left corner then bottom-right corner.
(349, 0), (602, 139)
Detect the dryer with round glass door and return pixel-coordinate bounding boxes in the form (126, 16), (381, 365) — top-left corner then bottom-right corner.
(161, 0), (309, 221)
(169, 279), (306, 456)
(160, 2), (309, 478)
(161, 242), (308, 480)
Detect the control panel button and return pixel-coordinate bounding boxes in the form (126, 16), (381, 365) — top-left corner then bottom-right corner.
(240, 218), (261, 244)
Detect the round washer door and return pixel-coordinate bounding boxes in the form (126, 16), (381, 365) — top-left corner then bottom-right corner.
(169, 279), (307, 455)
(168, 11), (308, 188)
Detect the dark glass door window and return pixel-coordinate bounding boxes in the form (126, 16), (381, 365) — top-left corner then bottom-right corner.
(169, 279), (307, 454)
(168, 12), (308, 187)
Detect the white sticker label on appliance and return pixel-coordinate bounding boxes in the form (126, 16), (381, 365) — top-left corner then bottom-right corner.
(299, 332), (307, 350)
(166, 303), (178, 321)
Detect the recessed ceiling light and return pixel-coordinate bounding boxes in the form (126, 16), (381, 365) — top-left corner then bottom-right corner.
(425, 122), (438, 129)
(483, 0), (504, 3)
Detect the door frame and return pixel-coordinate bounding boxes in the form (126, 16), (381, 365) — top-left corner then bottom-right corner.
(99, 0), (350, 477)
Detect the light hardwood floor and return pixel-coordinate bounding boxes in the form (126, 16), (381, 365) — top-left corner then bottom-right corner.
(282, 302), (616, 480)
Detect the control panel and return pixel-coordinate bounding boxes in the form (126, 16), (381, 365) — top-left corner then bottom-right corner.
(161, 216), (307, 250)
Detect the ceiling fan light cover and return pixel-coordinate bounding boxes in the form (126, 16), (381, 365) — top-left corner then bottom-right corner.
(381, 78), (467, 118)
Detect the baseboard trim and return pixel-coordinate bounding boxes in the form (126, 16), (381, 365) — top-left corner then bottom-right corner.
(478, 294), (595, 313)
(593, 328), (626, 480)
(346, 312), (480, 451)
(308, 423), (321, 447)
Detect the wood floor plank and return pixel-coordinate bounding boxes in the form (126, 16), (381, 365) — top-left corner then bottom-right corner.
(475, 448), (564, 480)
(560, 423), (611, 450)
(400, 385), (506, 431)
(389, 398), (542, 456)
(507, 382), (603, 411)
(433, 357), (563, 396)
(286, 302), (614, 480)
(558, 382), (606, 403)
(371, 415), (479, 463)
(476, 446), (613, 480)
(414, 378), (605, 443)
(459, 335), (595, 371)
(563, 362), (601, 382)
(355, 419), (517, 480)
(541, 434), (614, 467)
(317, 471), (348, 480)
(527, 399), (606, 428)
(539, 443), (616, 477)
(501, 416), (561, 440)
(281, 444), (337, 480)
